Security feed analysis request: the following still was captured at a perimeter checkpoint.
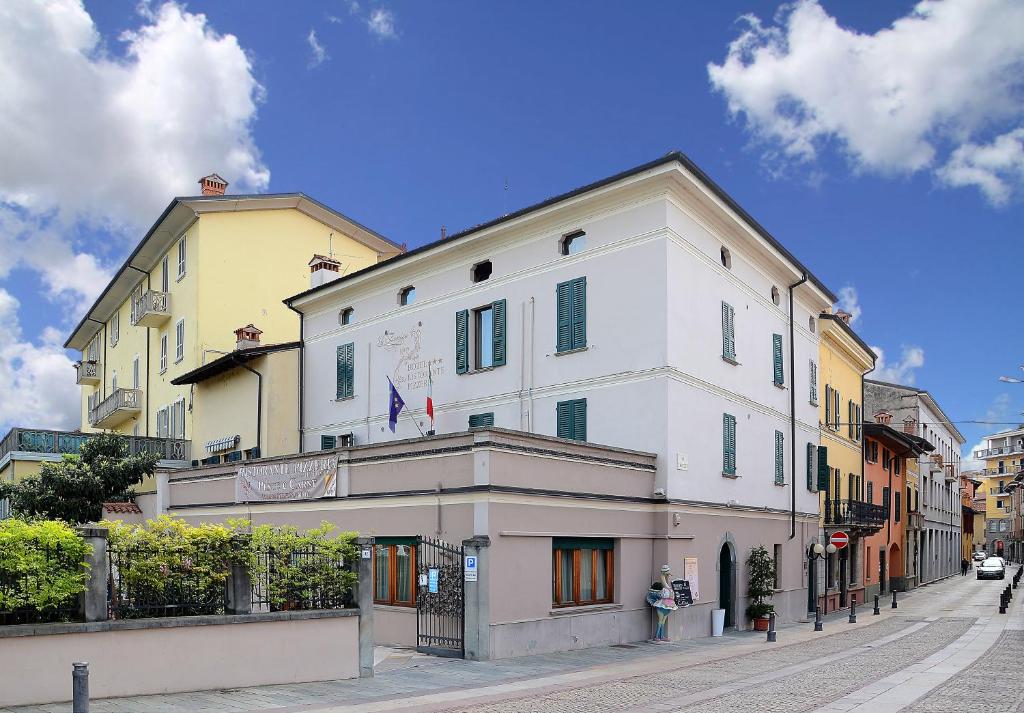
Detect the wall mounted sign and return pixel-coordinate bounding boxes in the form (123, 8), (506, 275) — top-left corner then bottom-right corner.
(671, 579), (694, 607)
(830, 532), (850, 549)
(428, 568), (439, 593)
(464, 555), (478, 582)
(683, 557), (699, 601)
(236, 454), (337, 502)
(376, 325), (445, 391)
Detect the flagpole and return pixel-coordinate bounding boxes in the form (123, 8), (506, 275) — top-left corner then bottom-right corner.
(405, 408), (425, 437)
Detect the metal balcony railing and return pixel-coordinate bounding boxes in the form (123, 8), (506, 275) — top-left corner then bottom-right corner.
(75, 360), (100, 385)
(89, 388), (142, 429)
(907, 511), (924, 530)
(823, 499), (887, 529)
(0, 427), (190, 464)
(130, 290), (171, 328)
(975, 444), (1024, 459)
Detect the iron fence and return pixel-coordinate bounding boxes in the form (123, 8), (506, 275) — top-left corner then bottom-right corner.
(0, 543), (84, 625)
(250, 545), (355, 612)
(107, 543), (233, 619)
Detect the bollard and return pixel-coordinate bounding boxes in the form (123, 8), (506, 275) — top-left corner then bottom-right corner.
(873, 594), (880, 616)
(891, 590), (898, 609)
(849, 599), (857, 624)
(814, 605), (823, 632)
(1000, 593), (1007, 614)
(72, 662), (88, 713)
(767, 612), (777, 643)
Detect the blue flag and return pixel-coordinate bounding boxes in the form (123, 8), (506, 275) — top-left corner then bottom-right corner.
(387, 377), (405, 433)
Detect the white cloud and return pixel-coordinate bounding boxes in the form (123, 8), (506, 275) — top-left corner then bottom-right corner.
(870, 344), (925, 385)
(938, 128), (1024, 206)
(366, 8), (397, 39)
(836, 285), (862, 325)
(0, 289), (80, 431)
(961, 393), (1013, 471)
(307, 28), (329, 68)
(707, 0), (1024, 204)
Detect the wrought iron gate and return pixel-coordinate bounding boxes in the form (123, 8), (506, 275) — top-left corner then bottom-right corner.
(416, 537), (465, 658)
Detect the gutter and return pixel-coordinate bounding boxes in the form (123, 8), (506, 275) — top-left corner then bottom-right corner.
(788, 272), (808, 540)
(234, 358), (263, 456)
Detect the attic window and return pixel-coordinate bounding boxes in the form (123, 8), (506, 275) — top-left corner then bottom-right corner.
(720, 247), (732, 269)
(339, 307), (354, 326)
(771, 286), (780, 305)
(808, 316), (816, 333)
(472, 260), (492, 283)
(399, 286), (416, 306)
(560, 231), (586, 256)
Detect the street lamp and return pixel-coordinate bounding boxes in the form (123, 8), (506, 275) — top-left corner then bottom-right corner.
(808, 542), (838, 617)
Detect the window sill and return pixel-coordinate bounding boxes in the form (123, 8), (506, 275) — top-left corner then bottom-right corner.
(722, 355), (739, 366)
(810, 400), (819, 407)
(373, 603), (417, 612)
(722, 472), (740, 479)
(176, 273), (186, 283)
(555, 346), (588, 357)
(773, 482), (786, 487)
(334, 395), (356, 402)
(467, 366), (497, 375)
(549, 602), (621, 617)
(773, 382), (786, 390)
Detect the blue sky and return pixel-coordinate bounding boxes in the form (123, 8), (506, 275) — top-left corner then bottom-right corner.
(1, 0), (1022, 463)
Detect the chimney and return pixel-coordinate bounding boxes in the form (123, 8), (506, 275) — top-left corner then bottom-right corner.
(234, 324), (262, 351)
(199, 173), (228, 196)
(309, 254), (343, 288)
(440, 225), (447, 240)
(874, 410), (892, 425)
(835, 310), (852, 325)
(903, 416), (917, 434)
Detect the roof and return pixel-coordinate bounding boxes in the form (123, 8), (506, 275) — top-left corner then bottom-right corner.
(818, 312), (877, 368)
(864, 378), (965, 443)
(170, 342), (300, 385)
(864, 422), (930, 455)
(285, 150), (839, 307)
(103, 501), (142, 514)
(65, 193), (402, 351)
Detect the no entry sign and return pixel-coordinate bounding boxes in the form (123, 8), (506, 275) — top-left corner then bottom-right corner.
(830, 532), (850, 549)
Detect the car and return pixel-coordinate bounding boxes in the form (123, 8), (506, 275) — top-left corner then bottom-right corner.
(977, 557), (1006, 580)
(973, 552), (987, 562)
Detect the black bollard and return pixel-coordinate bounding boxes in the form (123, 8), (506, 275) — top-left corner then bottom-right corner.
(814, 605), (823, 632)
(873, 594), (880, 615)
(72, 662), (89, 713)
(767, 612), (777, 643)
(891, 590), (898, 609)
(1000, 592), (1007, 614)
(849, 599), (857, 624)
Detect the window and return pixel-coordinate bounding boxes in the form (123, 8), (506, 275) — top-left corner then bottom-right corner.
(556, 277), (587, 352)
(399, 286), (416, 306)
(825, 384), (832, 425)
(556, 398), (587, 442)
(468, 412), (494, 428)
(321, 435), (337, 450)
(895, 456), (901, 475)
(997, 499), (1004, 509)
(771, 286), (780, 306)
(132, 355), (140, 389)
(174, 319), (184, 363)
(156, 406), (169, 437)
(867, 441), (879, 463)
(867, 481), (874, 503)
(773, 544), (782, 589)
(809, 361), (818, 405)
(720, 246), (732, 269)
(806, 443), (817, 491)
(177, 237), (186, 279)
(894, 491), (901, 522)
(169, 398), (185, 439)
(882, 448), (891, 470)
(472, 260), (492, 282)
(336, 342), (355, 399)
(832, 389), (840, 430)
(772, 333), (784, 386)
(159, 333), (168, 373)
(808, 316), (816, 333)
(883, 486), (890, 518)
(721, 302), (736, 361)
(374, 539), (416, 607)
(855, 404), (862, 441)
(723, 414), (737, 476)
(552, 538), (613, 607)
(161, 255), (169, 292)
(456, 300), (506, 372)
(560, 231), (586, 256)
(339, 308), (354, 326)
(110, 311), (119, 347)
(847, 401), (854, 438)
(775, 430), (785, 486)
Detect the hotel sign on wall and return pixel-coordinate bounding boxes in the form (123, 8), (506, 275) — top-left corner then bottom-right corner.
(377, 325), (444, 390)
(236, 455), (338, 502)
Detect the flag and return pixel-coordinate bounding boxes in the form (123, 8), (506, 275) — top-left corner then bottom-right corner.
(426, 363), (435, 430)
(387, 377), (405, 433)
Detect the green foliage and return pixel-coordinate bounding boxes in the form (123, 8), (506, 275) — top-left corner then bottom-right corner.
(0, 519), (91, 616)
(745, 544), (776, 619)
(0, 434), (159, 524)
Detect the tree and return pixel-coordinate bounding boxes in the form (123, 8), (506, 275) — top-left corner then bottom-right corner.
(745, 544), (776, 620)
(0, 434), (159, 524)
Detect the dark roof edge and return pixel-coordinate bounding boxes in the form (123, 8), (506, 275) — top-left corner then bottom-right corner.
(864, 378), (964, 443)
(286, 151), (838, 307)
(170, 341), (300, 386)
(863, 422), (928, 454)
(819, 313), (877, 366)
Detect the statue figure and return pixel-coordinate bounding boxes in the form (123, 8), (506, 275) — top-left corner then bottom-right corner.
(645, 564), (678, 642)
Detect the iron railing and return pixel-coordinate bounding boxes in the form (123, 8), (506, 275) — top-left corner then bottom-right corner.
(975, 444), (1024, 459)
(251, 545), (355, 612)
(88, 388), (142, 428)
(75, 360), (100, 385)
(130, 290), (171, 326)
(108, 543), (233, 619)
(0, 428), (190, 463)
(823, 499), (887, 528)
(0, 543), (84, 625)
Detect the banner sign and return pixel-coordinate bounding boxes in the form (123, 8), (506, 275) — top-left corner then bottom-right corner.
(236, 455), (338, 502)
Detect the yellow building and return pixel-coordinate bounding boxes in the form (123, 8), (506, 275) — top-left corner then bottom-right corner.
(1, 176), (400, 496)
(814, 311), (876, 612)
(971, 426), (1024, 556)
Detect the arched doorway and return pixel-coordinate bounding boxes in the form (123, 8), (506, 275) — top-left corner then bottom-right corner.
(888, 543), (902, 591)
(718, 543), (735, 628)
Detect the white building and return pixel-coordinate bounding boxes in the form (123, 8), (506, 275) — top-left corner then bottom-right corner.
(284, 153), (836, 627)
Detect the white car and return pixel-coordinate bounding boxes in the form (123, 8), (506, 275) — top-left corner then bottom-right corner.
(977, 557), (1006, 580)
(973, 552), (987, 562)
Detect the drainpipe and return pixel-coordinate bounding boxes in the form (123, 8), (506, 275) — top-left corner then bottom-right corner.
(286, 303), (305, 454)
(788, 272), (808, 540)
(234, 359), (263, 456)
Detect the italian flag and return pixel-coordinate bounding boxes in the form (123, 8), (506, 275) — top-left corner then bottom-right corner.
(426, 363), (435, 430)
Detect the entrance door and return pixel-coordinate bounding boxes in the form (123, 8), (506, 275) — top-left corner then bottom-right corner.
(839, 553), (848, 607)
(416, 537), (465, 658)
(719, 544), (734, 628)
(879, 550), (888, 594)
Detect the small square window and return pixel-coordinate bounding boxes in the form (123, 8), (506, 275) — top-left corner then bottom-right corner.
(339, 307), (354, 326)
(560, 231), (586, 256)
(472, 260), (492, 283)
(399, 286), (416, 306)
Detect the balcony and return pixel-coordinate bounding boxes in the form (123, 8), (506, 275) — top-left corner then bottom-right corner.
(130, 290), (171, 328)
(89, 388), (142, 429)
(823, 499), (887, 533)
(0, 427), (190, 464)
(907, 511), (924, 531)
(975, 444), (1024, 459)
(75, 360), (100, 386)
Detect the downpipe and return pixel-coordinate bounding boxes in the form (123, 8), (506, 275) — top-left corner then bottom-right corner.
(788, 272), (808, 539)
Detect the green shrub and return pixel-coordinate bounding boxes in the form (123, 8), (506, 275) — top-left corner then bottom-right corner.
(0, 519), (91, 617)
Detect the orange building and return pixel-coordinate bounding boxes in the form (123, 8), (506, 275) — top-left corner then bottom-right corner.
(862, 412), (932, 599)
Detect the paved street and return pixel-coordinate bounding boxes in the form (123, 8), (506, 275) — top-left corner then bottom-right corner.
(7, 572), (1024, 713)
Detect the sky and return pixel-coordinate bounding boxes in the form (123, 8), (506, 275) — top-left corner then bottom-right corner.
(1, 0), (1022, 466)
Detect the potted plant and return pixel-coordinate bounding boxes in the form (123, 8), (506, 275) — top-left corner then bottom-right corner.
(745, 545), (776, 631)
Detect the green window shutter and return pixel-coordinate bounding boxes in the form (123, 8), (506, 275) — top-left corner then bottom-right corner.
(723, 413), (736, 475)
(775, 430), (784, 485)
(556, 281), (573, 352)
(491, 299), (507, 367)
(336, 342), (354, 399)
(321, 435), (337, 450)
(772, 333), (784, 385)
(570, 277), (586, 350)
(468, 412), (495, 428)
(556, 400), (573, 439)
(817, 445), (829, 490)
(455, 309), (469, 374)
(809, 361), (817, 403)
(721, 302), (736, 359)
(571, 398), (587, 441)
(825, 385), (831, 425)
(834, 390), (840, 430)
(847, 400), (853, 438)
(806, 442), (816, 491)
(856, 405), (862, 440)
